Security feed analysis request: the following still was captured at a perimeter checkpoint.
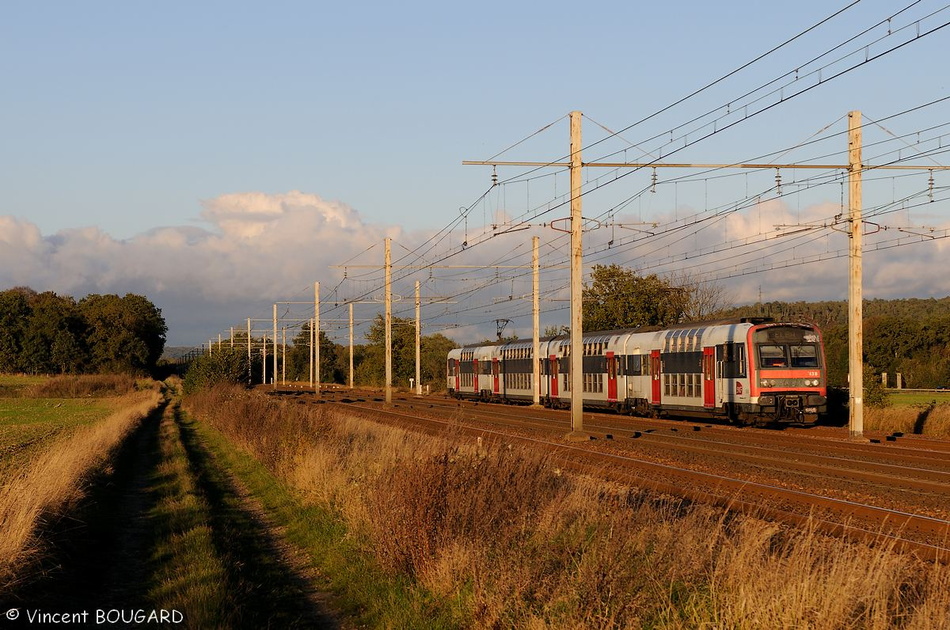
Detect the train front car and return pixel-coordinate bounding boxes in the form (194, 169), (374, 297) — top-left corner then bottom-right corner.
(745, 322), (827, 426)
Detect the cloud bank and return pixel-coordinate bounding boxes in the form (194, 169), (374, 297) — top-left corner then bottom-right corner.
(2, 191), (405, 344)
(2, 191), (949, 346)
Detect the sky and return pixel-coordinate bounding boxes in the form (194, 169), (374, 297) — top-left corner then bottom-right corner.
(2, 1), (949, 347)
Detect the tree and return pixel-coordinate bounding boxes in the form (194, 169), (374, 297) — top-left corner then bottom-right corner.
(420, 333), (459, 390)
(78, 293), (167, 374)
(285, 323), (342, 384)
(583, 265), (692, 331)
(357, 314), (459, 390)
(183, 346), (250, 394)
(670, 270), (734, 321)
(0, 288), (33, 372)
(24, 292), (89, 373)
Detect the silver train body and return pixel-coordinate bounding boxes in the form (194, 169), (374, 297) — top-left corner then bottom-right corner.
(446, 318), (828, 427)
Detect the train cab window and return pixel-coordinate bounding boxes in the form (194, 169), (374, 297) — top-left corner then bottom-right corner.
(794, 345), (818, 367)
(790, 344), (819, 367)
(759, 344), (787, 368)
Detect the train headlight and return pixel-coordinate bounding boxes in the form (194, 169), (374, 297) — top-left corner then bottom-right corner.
(806, 379), (820, 387)
(761, 379), (774, 388)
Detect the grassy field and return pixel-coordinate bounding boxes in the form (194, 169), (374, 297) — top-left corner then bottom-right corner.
(0, 374), (48, 397)
(0, 375), (140, 475)
(862, 390), (950, 437)
(887, 390), (950, 406)
(0, 386), (161, 590)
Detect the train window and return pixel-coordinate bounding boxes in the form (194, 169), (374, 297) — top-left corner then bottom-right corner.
(790, 344), (819, 367)
(759, 344), (787, 368)
(627, 355), (640, 375)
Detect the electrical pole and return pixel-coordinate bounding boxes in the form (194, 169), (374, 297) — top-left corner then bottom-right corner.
(349, 303), (354, 389)
(272, 304), (278, 389)
(533, 235), (541, 406)
(567, 110), (587, 439)
(247, 318), (252, 385)
(282, 327), (286, 386)
(848, 110), (864, 438)
(320, 282), (324, 396)
(262, 335), (267, 385)
(415, 280), (422, 395)
(384, 238), (393, 404)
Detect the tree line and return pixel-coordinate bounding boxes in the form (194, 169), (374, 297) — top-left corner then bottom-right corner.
(183, 314), (458, 393)
(0, 287), (167, 375)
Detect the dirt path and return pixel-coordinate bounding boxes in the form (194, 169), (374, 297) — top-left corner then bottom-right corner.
(172, 404), (340, 628)
(1, 393), (341, 628)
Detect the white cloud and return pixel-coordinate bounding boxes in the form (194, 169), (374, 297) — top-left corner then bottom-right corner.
(2, 192), (949, 346)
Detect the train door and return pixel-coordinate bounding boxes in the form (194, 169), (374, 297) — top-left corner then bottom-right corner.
(606, 352), (618, 401)
(650, 350), (662, 405)
(492, 358), (500, 396)
(472, 358), (479, 394)
(549, 355), (559, 398)
(702, 347), (715, 408)
(453, 359), (460, 392)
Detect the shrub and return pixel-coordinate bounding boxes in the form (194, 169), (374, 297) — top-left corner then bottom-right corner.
(24, 374), (139, 398)
(183, 348), (249, 394)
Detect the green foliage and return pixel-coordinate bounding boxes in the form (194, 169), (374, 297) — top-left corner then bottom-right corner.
(583, 265), (690, 331)
(183, 347), (250, 394)
(863, 364), (890, 409)
(285, 324), (342, 383)
(0, 287), (166, 376)
(358, 314), (458, 389)
(79, 293), (167, 374)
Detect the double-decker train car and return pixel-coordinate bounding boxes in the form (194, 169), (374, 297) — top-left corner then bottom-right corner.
(446, 318), (827, 426)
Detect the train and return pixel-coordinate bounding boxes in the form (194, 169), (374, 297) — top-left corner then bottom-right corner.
(446, 317), (827, 427)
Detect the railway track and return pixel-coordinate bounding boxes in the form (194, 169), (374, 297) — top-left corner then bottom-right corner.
(273, 386), (950, 562)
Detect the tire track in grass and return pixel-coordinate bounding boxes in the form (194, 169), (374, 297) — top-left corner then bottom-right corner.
(171, 404), (337, 628)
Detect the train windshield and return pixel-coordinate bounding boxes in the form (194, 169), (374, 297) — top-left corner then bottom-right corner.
(753, 326), (821, 369)
(758, 343), (819, 368)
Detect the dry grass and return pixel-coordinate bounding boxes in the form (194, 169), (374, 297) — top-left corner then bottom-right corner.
(23, 374), (144, 399)
(185, 385), (950, 629)
(865, 403), (950, 438)
(0, 389), (161, 590)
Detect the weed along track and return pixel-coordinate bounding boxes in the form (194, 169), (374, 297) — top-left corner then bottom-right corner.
(313, 389), (950, 563)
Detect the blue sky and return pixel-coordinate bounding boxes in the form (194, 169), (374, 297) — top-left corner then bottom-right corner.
(2, 1), (949, 346)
